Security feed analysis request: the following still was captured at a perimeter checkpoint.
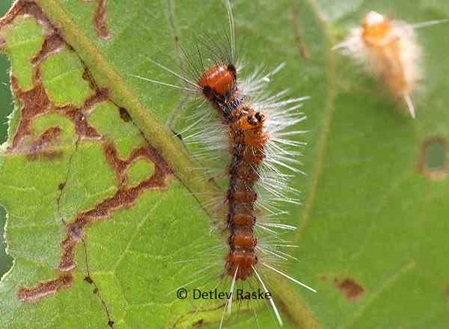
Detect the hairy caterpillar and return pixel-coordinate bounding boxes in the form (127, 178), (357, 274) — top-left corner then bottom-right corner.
(334, 11), (447, 119)
(133, 1), (315, 327)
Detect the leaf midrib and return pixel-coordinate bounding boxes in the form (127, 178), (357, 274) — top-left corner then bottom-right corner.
(32, 0), (326, 328)
(34, 0), (221, 213)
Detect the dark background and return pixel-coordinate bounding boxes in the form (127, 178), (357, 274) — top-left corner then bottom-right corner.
(0, 0), (14, 277)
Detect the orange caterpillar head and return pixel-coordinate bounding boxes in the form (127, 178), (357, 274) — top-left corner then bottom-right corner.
(198, 64), (237, 101)
(361, 11), (393, 46)
(229, 107), (268, 152)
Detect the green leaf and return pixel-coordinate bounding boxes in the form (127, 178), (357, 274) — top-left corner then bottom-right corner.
(0, 0), (449, 329)
(0, 0), (14, 277)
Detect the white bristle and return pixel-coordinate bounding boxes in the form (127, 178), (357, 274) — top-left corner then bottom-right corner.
(134, 0), (315, 326)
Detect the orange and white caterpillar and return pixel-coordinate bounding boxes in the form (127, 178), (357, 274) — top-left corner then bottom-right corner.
(133, 1), (314, 327)
(334, 11), (447, 119)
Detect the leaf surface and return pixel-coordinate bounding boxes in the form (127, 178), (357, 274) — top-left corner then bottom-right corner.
(0, 0), (448, 329)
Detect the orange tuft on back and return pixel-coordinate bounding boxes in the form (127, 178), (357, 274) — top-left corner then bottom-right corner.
(361, 11), (394, 47)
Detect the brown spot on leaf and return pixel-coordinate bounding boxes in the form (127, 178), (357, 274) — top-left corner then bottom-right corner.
(192, 319), (204, 327)
(171, 303), (226, 329)
(8, 44), (103, 149)
(84, 275), (93, 284)
(119, 107), (131, 122)
(10, 69), (102, 150)
(334, 277), (364, 302)
(65, 107), (96, 138)
(17, 272), (73, 303)
(9, 73), (51, 148)
(0, 0), (36, 27)
(4, 0), (173, 312)
(31, 32), (65, 65)
(83, 0), (110, 40)
(82, 68), (100, 92)
(26, 127), (64, 161)
(94, 0), (109, 40)
(83, 87), (109, 111)
(2, 1), (105, 148)
(33, 126), (61, 144)
(21, 142), (172, 301)
(0, 0), (58, 34)
(418, 137), (448, 180)
(62, 88), (108, 139)
(104, 142), (164, 186)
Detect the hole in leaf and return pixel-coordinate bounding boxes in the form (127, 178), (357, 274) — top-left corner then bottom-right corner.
(420, 138), (448, 180)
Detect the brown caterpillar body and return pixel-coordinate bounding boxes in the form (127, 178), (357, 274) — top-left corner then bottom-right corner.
(132, 7), (315, 325)
(199, 64), (268, 280)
